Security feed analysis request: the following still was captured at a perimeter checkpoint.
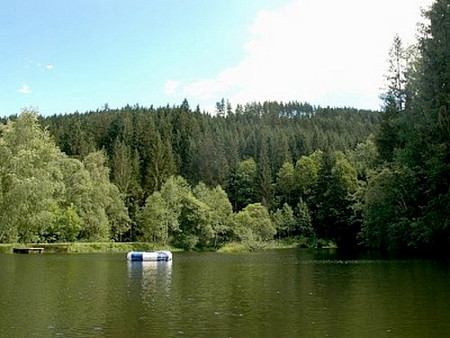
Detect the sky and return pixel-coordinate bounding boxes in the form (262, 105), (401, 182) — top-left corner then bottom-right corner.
(0, 0), (434, 117)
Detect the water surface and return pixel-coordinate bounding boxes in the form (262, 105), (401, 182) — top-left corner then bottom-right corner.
(0, 249), (449, 337)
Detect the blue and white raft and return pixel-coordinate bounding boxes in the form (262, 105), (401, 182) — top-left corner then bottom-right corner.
(127, 250), (173, 262)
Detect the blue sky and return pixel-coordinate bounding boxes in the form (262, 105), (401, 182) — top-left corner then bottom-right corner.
(0, 0), (433, 116)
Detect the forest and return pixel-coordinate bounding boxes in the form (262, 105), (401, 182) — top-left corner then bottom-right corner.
(0, 0), (448, 251)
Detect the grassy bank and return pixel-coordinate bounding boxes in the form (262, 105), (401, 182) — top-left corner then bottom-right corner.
(1, 237), (335, 254)
(217, 237), (336, 253)
(0, 242), (178, 254)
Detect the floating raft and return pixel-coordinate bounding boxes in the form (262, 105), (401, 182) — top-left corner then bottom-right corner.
(13, 247), (44, 254)
(127, 250), (172, 262)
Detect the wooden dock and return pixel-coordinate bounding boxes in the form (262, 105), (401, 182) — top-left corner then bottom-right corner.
(13, 247), (44, 254)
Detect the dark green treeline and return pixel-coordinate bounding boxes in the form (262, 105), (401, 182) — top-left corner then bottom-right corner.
(1, 0), (448, 251)
(365, 0), (450, 250)
(38, 102), (378, 248)
(43, 102), (377, 200)
(0, 101), (379, 248)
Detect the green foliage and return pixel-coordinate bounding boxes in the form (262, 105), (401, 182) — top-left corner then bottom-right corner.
(7, 4), (448, 252)
(82, 151), (130, 241)
(232, 203), (276, 243)
(376, 35), (412, 162)
(138, 178), (233, 250)
(360, 165), (415, 248)
(1, 74), (385, 249)
(0, 242), (178, 254)
(276, 161), (295, 206)
(111, 139), (141, 199)
(0, 112), (129, 244)
(351, 135), (379, 179)
(295, 198), (314, 238)
(399, 0), (450, 249)
(176, 193), (213, 250)
(216, 242), (249, 253)
(272, 203), (296, 238)
(107, 183), (131, 242)
(0, 112), (65, 243)
(1, 1), (443, 252)
(137, 192), (169, 243)
(146, 132), (176, 193)
(256, 133), (274, 207)
(159, 176), (190, 234)
(361, 0), (450, 250)
(231, 158), (257, 211)
(46, 205), (83, 242)
(314, 151), (358, 247)
(59, 157), (101, 241)
(137, 177), (185, 244)
(43, 101), (377, 214)
(193, 183), (233, 246)
(295, 150), (323, 198)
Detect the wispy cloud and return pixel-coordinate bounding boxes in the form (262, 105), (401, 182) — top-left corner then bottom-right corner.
(19, 84), (31, 94)
(164, 80), (181, 96)
(179, 0), (432, 110)
(183, 78), (228, 100)
(25, 60), (55, 71)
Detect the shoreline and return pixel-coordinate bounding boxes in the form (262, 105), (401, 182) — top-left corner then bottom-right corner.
(0, 238), (331, 254)
(0, 242), (179, 254)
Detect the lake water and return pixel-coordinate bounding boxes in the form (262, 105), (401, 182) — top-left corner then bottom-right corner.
(0, 249), (449, 337)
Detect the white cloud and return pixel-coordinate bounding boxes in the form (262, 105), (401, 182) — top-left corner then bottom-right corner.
(181, 0), (433, 110)
(164, 80), (181, 96)
(25, 60), (55, 71)
(19, 84), (31, 94)
(183, 78), (227, 100)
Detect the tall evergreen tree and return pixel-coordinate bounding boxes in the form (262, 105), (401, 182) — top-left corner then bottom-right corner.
(398, 0), (450, 248)
(256, 131), (274, 207)
(146, 132), (176, 193)
(314, 152), (358, 246)
(376, 35), (410, 162)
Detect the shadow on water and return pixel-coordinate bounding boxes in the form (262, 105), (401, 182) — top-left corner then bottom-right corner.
(310, 247), (450, 263)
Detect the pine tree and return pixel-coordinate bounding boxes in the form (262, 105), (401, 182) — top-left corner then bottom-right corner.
(376, 35), (410, 162)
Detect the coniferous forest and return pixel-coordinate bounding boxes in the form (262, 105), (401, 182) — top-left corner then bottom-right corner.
(1, 0), (448, 251)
